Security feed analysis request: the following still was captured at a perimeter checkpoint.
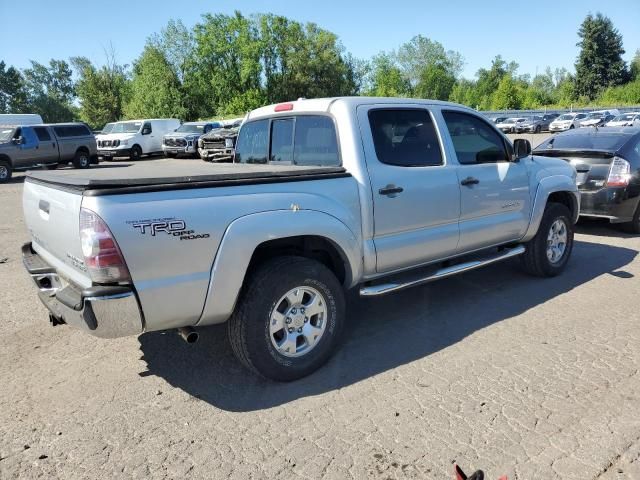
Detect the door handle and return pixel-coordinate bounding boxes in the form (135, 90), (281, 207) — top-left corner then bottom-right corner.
(460, 177), (480, 186)
(378, 184), (404, 197)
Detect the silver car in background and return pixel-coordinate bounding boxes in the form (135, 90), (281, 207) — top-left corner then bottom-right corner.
(605, 113), (640, 127)
(549, 112), (588, 132)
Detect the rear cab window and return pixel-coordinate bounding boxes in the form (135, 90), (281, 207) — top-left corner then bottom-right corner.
(53, 124), (91, 138)
(235, 115), (340, 167)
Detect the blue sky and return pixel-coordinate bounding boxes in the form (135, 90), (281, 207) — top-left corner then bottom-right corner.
(1, 0), (639, 80)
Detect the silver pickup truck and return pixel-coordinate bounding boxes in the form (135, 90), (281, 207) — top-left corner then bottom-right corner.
(0, 123), (98, 183)
(21, 97), (579, 381)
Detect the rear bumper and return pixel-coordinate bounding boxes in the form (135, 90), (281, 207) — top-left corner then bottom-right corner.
(579, 187), (640, 223)
(22, 243), (144, 338)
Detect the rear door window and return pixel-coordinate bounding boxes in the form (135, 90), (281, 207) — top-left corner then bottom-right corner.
(34, 127), (51, 142)
(368, 109), (443, 167)
(294, 116), (339, 166)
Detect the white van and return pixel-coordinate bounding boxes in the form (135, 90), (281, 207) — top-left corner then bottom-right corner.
(96, 118), (181, 160)
(0, 114), (44, 126)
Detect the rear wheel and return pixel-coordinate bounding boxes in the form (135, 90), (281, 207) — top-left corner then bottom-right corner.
(72, 150), (90, 169)
(130, 145), (142, 161)
(521, 203), (574, 277)
(0, 160), (12, 183)
(228, 256), (345, 381)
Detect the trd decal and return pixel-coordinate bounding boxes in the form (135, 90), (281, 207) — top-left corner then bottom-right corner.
(127, 218), (210, 241)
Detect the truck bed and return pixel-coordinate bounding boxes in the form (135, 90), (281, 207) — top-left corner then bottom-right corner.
(26, 163), (349, 196)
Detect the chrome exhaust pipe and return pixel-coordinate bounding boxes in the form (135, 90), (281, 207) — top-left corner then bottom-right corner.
(178, 326), (199, 344)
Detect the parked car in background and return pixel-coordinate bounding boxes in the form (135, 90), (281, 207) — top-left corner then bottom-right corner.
(97, 118), (181, 161)
(0, 123), (97, 183)
(534, 127), (640, 232)
(549, 112), (588, 132)
(496, 117), (526, 133)
(198, 118), (243, 162)
(162, 121), (221, 158)
(0, 114), (43, 126)
(21, 97), (579, 381)
(515, 116), (543, 133)
(606, 113), (640, 127)
(579, 110), (620, 128)
(493, 116), (508, 124)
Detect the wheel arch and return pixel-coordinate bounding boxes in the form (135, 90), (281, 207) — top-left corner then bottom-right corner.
(196, 209), (363, 327)
(522, 176), (580, 242)
(0, 153), (12, 167)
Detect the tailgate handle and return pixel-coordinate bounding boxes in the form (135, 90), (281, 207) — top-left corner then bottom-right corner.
(39, 200), (50, 214)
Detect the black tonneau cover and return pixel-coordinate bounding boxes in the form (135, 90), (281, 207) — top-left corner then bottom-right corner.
(26, 163), (349, 196)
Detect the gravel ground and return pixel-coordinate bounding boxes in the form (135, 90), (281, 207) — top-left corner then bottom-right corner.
(1, 152), (640, 479)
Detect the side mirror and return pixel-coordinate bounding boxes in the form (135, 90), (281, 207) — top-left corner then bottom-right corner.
(142, 128), (151, 135)
(12, 136), (24, 145)
(513, 138), (531, 160)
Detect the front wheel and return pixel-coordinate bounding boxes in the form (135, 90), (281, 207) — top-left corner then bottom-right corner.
(130, 145), (142, 161)
(521, 203), (574, 277)
(0, 160), (12, 183)
(228, 256), (345, 381)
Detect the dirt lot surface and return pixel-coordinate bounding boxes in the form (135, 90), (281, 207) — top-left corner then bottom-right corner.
(2, 149), (640, 479)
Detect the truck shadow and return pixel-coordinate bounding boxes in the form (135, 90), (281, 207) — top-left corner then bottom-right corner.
(138, 238), (637, 412)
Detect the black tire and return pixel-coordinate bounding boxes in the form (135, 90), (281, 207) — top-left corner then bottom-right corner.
(228, 256), (345, 381)
(130, 145), (142, 161)
(43, 163), (59, 170)
(72, 150), (91, 169)
(620, 204), (640, 234)
(165, 151), (177, 158)
(0, 159), (12, 183)
(521, 203), (574, 277)
(535, 125), (541, 133)
(570, 124), (575, 129)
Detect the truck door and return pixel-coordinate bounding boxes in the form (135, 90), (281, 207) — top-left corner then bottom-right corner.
(11, 126), (40, 169)
(440, 110), (531, 253)
(357, 105), (461, 273)
(33, 126), (59, 166)
(141, 121), (155, 153)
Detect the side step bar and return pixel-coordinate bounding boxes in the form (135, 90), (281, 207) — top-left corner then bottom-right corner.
(360, 245), (526, 297)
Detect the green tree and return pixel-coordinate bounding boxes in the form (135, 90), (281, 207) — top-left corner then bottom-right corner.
(598, 79), (640, 105)
(364, 53), (411, 97)
(23, 59), (76, 122)
(574, 13), (628, 100)
(630, 49), (640, 80)
(192, 12), (262, 117)
(449, 79), (478, 107)
(474, 56), (519, 110)
(0, 61), (28, 113)
(124, 46), (186, 119)
(491, 75), (523, 110)
(414, 63), (456, 100)
(71, 55), (130, 129)
(395, 35), (463, 87)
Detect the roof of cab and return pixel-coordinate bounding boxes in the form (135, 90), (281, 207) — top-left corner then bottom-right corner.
(245, 96), (475, 120)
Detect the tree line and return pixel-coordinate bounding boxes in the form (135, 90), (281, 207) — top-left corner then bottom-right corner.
(1, 11), (639, 129)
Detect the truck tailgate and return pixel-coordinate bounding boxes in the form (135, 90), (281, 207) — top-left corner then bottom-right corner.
(23, 179), (91, 287)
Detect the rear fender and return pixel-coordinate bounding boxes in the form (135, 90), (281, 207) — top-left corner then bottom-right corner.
(522, 175), (580, 242)
(197, 209), (362, 326)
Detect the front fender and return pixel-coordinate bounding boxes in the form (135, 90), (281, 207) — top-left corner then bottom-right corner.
(522, 175), (580, 242)
(197, 209), (362, 326)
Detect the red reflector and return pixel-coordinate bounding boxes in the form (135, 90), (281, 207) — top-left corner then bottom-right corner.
(274, 103), (294, 112)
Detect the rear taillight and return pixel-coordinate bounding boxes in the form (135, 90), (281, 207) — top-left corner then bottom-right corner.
(79, 208), (131, 284)
(607, 157), (631, 187)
